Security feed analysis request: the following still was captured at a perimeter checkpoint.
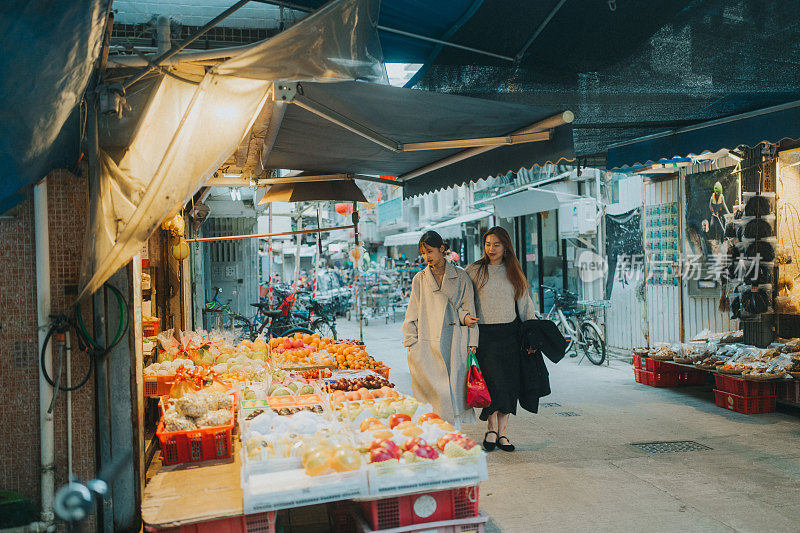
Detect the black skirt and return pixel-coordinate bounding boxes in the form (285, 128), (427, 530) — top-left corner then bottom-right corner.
(476, 321), (520, 420)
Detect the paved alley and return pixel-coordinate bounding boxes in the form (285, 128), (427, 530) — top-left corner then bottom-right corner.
(338, 317), (800, 533)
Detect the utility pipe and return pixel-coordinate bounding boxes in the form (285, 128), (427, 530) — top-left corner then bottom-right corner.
(66, 331), (73, 479)
(34, 179), (55, 525)
(156, 16), (171, 55)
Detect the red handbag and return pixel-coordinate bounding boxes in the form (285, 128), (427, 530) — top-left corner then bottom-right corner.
(466, 348), (492, 408)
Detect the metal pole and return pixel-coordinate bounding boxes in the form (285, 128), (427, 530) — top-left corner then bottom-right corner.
(376, 25), (515, 62)
(268, 203), (273, 307)
(122, 0), (252, 90)
(185, 224), (356, 242)
(352, 202), (363, 342)
(34, 178), (55, 526)
(293, 205), (302, 287)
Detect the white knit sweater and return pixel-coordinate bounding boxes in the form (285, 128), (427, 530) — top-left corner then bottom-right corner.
(465, 263), (537, 324)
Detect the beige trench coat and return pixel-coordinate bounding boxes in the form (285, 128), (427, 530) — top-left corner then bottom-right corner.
(402, 262), (479, 424)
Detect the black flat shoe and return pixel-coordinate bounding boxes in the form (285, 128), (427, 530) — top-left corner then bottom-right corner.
(497, 436), (515, 452)
(482, 431), (498, 451)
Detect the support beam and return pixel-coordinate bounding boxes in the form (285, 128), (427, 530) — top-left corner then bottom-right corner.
(292, 92), (402, 152)
(376, 25), (515, 63)
(402, 131), (550, 151)
(514, 0), (567, 64)
(399, 111), (574, 181)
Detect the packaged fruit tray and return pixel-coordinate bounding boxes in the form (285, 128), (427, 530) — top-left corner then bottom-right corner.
(242, 467), (368, 514)
(364, 455), (488, 497)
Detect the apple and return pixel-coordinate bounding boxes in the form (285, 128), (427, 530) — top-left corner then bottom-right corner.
(370, 447), (397, 463)
(283, 339), (293, 349)
(455, 436), (477, 451)
(370, 439), (400, 459)
(402, 437), (425, 452)
(413, 444), (439, 460)
(436, 433), (461, 451)
(389, 413), (411, 429)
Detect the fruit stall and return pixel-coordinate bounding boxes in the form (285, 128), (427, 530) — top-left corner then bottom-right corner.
(632, 330), (800, 414)
(140, 330), (488, 532)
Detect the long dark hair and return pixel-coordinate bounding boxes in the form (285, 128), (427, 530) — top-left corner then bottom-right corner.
(472, 226), (528, 299)
(418, 231), (447, 252)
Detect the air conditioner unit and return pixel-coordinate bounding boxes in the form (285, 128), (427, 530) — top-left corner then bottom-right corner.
(558, 198), (598, 238)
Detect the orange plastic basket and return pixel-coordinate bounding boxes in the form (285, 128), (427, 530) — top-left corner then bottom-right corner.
(143, 318), (161, 337)
(156, 405), (235, 465)
(144, 375), (176, 397)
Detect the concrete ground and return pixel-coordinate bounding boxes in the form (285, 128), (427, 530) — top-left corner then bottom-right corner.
(337, 317), (800, 533)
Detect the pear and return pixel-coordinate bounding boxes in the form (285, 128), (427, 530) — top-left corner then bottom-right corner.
(287, 382), (299, 393)
(298, 384), (314, 395)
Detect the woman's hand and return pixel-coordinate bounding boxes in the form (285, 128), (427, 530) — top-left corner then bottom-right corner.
(464, 313), (479, 327)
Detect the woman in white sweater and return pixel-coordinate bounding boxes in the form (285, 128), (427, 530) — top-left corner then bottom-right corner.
(466, 227), (536, 452)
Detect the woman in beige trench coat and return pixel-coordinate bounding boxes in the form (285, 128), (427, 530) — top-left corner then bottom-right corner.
(402, 231), (479, 427)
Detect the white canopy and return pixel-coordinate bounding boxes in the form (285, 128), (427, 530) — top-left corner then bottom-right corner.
(385, 231), (424, 247)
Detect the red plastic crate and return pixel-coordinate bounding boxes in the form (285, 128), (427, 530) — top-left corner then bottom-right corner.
(143, 318), (161, 337)
(145, 511), (276, 532)
(359, 486), (479, 530)
(778, 380), (800, 404)
(354, 512), (488, 533)
(156, 405), (235, 465)
(713, 390), (777, 414)
(714, 374), (777, 397)
(633, 354), (679, 372)
(677, 370), (707, 386)
(144, 375), (176, 397)
(329, 502), (357, 533)
(634, 368), (679, 387)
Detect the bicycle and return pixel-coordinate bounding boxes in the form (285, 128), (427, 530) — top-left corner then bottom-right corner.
(203, 287), (235, 330)
(541, 285), (607, 365)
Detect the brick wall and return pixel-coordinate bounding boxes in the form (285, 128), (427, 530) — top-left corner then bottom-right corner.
(0, 169), (95, 517)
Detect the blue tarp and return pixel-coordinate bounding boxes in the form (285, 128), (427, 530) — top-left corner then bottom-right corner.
(0, 1), (110, 214)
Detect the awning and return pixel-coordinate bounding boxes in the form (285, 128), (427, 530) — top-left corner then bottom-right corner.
(260, 80), (574, 199)
(428, 211), (491, 238)
(492, 188), (576, 219)
(385, 231), (424, 247)
(606, 100), (800, 169)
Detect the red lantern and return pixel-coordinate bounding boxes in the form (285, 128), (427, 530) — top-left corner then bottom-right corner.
(335, 203), (353, 216)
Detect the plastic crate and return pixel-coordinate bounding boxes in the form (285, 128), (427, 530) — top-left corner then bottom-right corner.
(633, 354), (678, 372)
(156, 405), (235, 465)
(677, 370), (707, 386)
(714, 374), (777, 397)
(329, 502), (357, 533)
(778, 380), (800, 404)
(634, 368), (679, 387)
(713, 390), (777, 414)
(145, 511), (276, 533)
(354, 510), (488, 533)
(360, 486), (479, 531)
(144, 375), (176, 397)
(143, 318), (161, 337)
